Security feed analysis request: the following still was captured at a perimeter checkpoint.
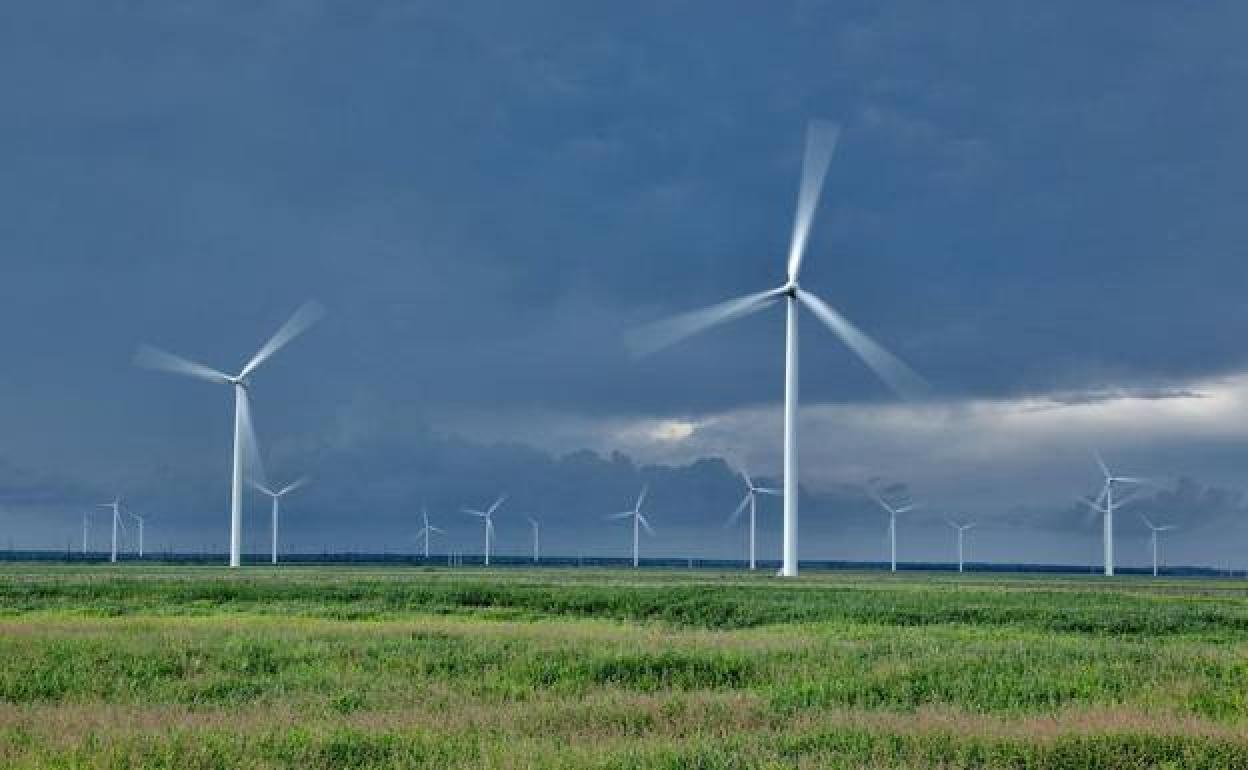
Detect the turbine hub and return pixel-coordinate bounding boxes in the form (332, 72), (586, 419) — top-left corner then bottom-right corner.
(782, 281), (799, 298)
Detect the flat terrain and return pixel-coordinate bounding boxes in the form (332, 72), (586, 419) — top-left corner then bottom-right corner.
(2, 566), (1248, 768)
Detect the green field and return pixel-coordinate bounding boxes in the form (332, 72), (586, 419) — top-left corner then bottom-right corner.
(2, 566), (1248, 768)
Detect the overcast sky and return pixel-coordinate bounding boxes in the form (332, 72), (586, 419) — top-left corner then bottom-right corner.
(4, 2), (1248, 568)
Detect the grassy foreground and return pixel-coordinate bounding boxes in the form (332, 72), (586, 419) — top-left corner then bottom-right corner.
(1, 567), (1248, 768)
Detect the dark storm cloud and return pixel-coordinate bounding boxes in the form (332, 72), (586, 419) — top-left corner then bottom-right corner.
(3, 2), (1248, 563)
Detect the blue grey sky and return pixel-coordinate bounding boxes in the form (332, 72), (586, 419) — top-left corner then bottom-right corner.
(3, 2), (1248, 566)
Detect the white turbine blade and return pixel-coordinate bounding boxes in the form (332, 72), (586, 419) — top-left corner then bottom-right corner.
(429, 526), (446, 535)
(741, 467), (754, 491)
(279, 477), (310, 496)
(894, 504), (917, 515)
(1139, 513), (1156, 530)
(798, 290), (929, 401)
(238, 389), (268, 489)
(635, 485), (648, 512)
(724, 494), (750, 528)
(757, 488), (783, 496)
(462, 509), (487, 518)
(487, 495), (507, 516)
(606, 512), (634, 521)
(1093, 451), (1111, 480)
(786, 119), (840, 282)
(638, 515), (655, 536)
(239, 300), (326, 379)
(963, 522), (976, 531)
(134, 345), (231, 384)
(248, 479), (276, 497)
(1078, 495), (1107, 513)
(626, 289), (782, 358)
(865, 487), (893, 514)
(944, 518), (958, 529)
(1158, 525), (1177, 532)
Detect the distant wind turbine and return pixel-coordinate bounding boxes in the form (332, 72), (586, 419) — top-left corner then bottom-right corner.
(135, 300), (324, 568)
(97, 498), (123, 563)
(250, 477), (308, 565)
(867, 484), (918, 573)
(607, 486), (654, 568)
(946, 519), (975, 573)
(415, 507), (444, 559)
(1079, 452), (1146, 576)
(627, 121), (928, 577)
(527, 516), (541, 563)
(725, 467), (780, 570)
(81, 512), (89, 556)
(463, 495), (506, 566)
(1140, 514), (1177, 578)
(128, 512), (147, 558)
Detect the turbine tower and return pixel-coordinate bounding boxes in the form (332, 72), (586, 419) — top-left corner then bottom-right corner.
(128, 512), (147, 558)
(135, 300), (324, 568)
(1079, 452), (1145, 576)
(415, 507), (444, 559)
(81, 512), (89, 556)
(463, 495), (506, 566)
(628, 122), (927, 577)
(725, 467), (780, 570)
(867, 484), (918, 573)
(1140, 514), (1176, 577)
(946, 519), (975, 573)
(97, 499), (123, 563)
(527, 516), (541, 563)
(607, 486), (654, 568)
(250, 477), (308, 565)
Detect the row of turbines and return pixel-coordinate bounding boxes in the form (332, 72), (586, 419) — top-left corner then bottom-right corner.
(102, 118), (1182, 577)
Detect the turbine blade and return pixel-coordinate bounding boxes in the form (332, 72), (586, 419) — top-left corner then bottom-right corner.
(606, 512), (634, 520)
(239, 300), (326, 379)
(724, 494), (750, 528)
(626, 289), (782, 358)
(134, 345), (231, 384)
(487, 495), (507, 516)
(430, 526), (445, 534)
(238, 389), (268, 489)
(462, 509), (487, 517)
(1139, 513), (1156, 530)
(1078, 495), (1107, 514)
(758, 488), (783, 496)
(798, 290), (929, 400)
(1093, 451), (1111, 479)
(786, 119), (840, 282)
(248, 479), (276, 497)
(741, 467), (754, 491)
(279, 477), (310, 496)
(635, 485), (648, 512)
(638, 515), (655, 536)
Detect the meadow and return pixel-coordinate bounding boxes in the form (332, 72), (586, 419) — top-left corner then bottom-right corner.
(1, 566), (1247, 768)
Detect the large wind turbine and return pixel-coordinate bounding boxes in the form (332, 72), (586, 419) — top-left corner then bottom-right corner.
(1079, 452), (1145, 576)
(725, 468), (780, 570)
(97, 499), (123, 563)
(416, 507), (444, 559)
(250, 477), (308, 565)
(526, 516), (541, 563)
(135, 300), (324, 568)
(463, 495), (506, 566)
(607, 486), (654, 568)
(1140, 514), (1176, 578)
(628, 121), (927, 577)
(128, 512), (147, 558)
(867, 484), (918, 573)
(946, 519), (975, 573)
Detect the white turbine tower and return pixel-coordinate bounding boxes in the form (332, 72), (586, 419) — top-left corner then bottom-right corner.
(628, 121), (927, 577)
(81, 512), (89, 556)
(867, 485), (918, 573)
(97, 499), (123, 563)
(1079, 452), (1145, 577)
(128, 512), (147, 558)
(250, 477), (308, 565)
(725, 468), (780, 570)
(415, 507), (444, 559)
(946, 519), (975, 573)
(527, 516), (541, 563)
(463, 495), (506, 566)
(135, 300), (324, 568)
(607, 486), (654, 568)
(1140, 514), (1176, 578)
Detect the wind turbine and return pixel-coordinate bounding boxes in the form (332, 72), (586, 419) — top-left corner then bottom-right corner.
(1140, 514), (1177, 577)
(725, 467), (780, 570)
(627, 121), (927, 577)
(96, 499), (124, 563)
(462, 495), (506, 566)
(135, 300), (324, 568)
(250, 477), (308, 565)
(526, 516), (541, 563)
(1079, 452), (1146, 576)
(128, 512), (147, 558)
(867, 484), (918, 573)
(415, 507), (444, 559)
(607, 486), (654, 568)
(81, 512), (89, 556)
(946, 519), (975, 573)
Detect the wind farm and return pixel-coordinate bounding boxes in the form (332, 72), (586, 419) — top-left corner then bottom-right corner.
(6, 4), (1248, 766)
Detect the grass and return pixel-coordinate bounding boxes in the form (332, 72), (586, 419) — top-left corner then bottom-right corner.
(1, 566), (1247, 767)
